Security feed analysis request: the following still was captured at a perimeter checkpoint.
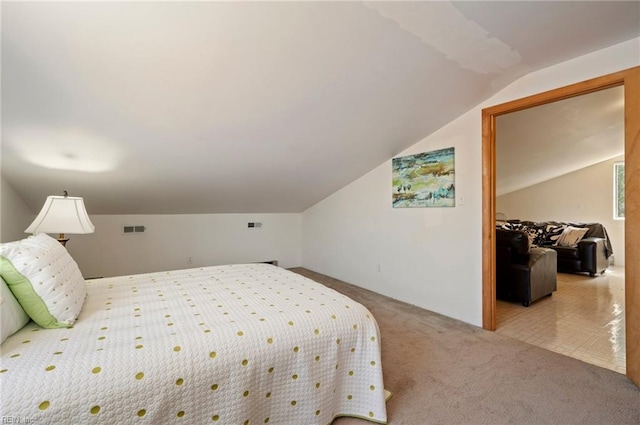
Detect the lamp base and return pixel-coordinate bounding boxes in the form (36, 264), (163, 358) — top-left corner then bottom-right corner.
(57, 233), (69, 247)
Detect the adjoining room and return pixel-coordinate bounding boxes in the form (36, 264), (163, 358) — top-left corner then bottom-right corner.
(493, 86), (626, 374)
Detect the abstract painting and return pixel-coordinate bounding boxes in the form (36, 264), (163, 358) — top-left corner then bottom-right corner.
(392, 147), (455, 208)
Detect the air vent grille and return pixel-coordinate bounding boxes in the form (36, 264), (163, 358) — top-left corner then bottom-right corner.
(122, 225), (146, 234)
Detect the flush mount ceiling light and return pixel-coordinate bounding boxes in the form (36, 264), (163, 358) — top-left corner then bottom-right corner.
(9, 127), (123, 172)
(25, 190), (95, 246)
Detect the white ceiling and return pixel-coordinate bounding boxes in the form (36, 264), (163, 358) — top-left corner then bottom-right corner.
(2, 1), (639, 214)
(496, 85), (625, 196)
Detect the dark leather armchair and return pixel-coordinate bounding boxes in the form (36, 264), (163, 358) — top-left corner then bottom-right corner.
(496, 228), (557, 307)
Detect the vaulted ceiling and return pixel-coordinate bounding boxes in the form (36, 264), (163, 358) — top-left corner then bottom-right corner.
(496, 85), (625, 197)
(2, 1), (639, 214)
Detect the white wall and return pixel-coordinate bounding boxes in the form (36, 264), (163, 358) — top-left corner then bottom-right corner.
(301, 38), (639, 327)
(497, 156), (625, 265)
(0, 176), (34, 243)
(67, 213), (301, 278)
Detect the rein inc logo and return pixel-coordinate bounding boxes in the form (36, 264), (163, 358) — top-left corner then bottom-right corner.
(2, 417), (35, 424)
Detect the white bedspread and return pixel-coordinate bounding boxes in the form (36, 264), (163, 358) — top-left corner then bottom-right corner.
(1, 264), (387, 424)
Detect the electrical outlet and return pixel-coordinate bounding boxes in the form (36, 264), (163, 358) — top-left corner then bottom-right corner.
(187, 256), (193, 264)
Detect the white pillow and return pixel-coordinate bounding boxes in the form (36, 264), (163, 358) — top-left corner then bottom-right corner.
(555, 226), (589, 247)
(0, 233), (86, 328)
(1, 277), (30, 343)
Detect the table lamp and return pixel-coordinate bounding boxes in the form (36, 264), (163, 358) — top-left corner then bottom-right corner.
(25, 191), (95, 246)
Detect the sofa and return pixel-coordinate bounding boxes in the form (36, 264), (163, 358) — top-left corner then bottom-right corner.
(499, 220), (613, 277)
(496, 228), (558, 307)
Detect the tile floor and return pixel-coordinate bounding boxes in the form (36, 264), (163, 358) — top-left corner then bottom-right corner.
(496, 266), (626, 374)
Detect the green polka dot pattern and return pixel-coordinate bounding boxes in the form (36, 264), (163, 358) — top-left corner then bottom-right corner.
(0, 263), (387, 424)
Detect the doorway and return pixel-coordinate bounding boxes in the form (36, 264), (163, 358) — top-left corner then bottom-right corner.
(481, 67), (640, 387)
(493, 86), (625, 373)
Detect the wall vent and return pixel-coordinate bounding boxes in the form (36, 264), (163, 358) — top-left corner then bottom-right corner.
(122, 225), (146, 234)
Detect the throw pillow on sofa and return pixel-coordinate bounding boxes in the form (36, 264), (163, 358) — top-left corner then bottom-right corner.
(499, 222), (544, 246)
(522, 226), (542, 247)
(555, 226), (589, 247)
(542, 223), (566, 245)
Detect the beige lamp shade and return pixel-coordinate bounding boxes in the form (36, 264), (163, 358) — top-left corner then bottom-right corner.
(25, 195), (95, 235)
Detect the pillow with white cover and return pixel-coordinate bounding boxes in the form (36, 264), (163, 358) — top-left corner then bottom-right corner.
(555, 226), (589, 247)
(1, 276), (30, 343)
(0, 233), (86, 328)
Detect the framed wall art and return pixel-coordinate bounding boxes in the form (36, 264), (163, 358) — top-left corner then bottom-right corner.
(392, 147), (455, 208)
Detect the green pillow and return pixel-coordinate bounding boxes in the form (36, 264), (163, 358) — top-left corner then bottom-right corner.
(0, 234), (86, 328)
(1, 276), (31, 342)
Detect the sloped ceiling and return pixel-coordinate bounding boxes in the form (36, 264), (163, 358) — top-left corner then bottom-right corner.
(496, 85), (625, 196)
(1, 1), (639, 214)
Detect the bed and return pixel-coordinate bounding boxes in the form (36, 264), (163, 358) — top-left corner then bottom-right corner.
(1, 235), (388, 424)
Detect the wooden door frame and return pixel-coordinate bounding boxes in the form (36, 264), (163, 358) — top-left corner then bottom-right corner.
(481, 66), (640, 386)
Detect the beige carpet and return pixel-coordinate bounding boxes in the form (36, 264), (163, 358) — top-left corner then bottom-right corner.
(289, 268), (640, 425)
